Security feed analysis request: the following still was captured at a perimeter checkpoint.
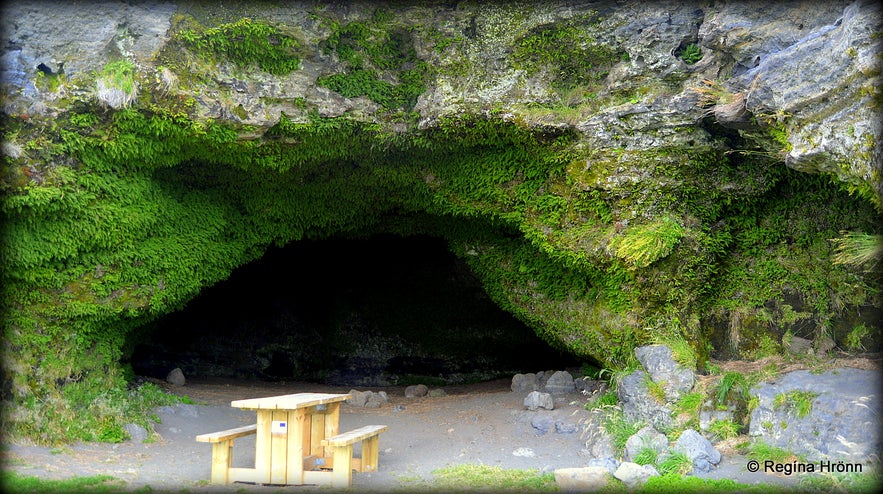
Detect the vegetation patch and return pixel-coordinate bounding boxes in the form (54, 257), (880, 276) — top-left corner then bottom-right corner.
(512, 14), (622, 93)
(177, 17), (302, 75)
(773, 390), (819, 418)
(316, 9), (427, 111)
(0, 473), (123, 494)
(429, 464), (557, 492)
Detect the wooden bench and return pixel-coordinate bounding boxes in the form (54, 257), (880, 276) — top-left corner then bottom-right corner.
(195, 424), (257, 484)
(320, 424), (388, 488)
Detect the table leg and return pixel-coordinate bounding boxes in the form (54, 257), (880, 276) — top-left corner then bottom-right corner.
(286, 408), (308, 485)
(270, 410), (288, 484)
(255, 411), (272, 484)
(331, 444), (353, 488)
(324, 402), (341, 458)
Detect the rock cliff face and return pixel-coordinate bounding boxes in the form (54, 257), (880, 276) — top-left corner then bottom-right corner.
(0, 1), (880, 442)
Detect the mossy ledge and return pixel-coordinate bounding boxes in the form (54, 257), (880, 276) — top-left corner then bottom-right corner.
(1, 0), (880, 444)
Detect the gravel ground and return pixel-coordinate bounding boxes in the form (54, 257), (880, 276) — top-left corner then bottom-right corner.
(2, 377), (808, 492)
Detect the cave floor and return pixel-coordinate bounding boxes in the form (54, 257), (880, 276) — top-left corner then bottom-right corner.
(2, 377), (805, 492)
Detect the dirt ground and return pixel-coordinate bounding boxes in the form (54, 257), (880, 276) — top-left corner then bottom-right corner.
(0, 375), (819, 492)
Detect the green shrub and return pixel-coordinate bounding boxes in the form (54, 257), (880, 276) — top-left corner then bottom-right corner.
(657, 452), (693, 476)
(715, 371), (748, 405)
(603, 409), (644, 455)
(708, 419), (741, 440)
(633, 447), (659, 465)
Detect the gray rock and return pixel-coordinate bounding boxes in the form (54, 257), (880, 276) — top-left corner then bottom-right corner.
(554, 466), (613, 492)
(511, 373), (539, 393)
(672, 429), (721, 473)
(634, 344), (694, 400)
(624, 425), (670, 463)
(580, 409), (618, 459)
(531, 415), (554, 435)
(613, 461), (659, 487)
(366, 391), (387, 407)
(524, 391), (554, 411)
(347, 390), (388, 407)
(346, 389), (368, 407)
(617, 370), (674, 431)
(543, 370), (576, 394)
(748, 368), (881, 462)
(574, 377), (605, 395)
(428, 388), (447, 397)
(166, 367), (185, 386)
(699, 409), (735, 434)
(785, 335), (813, 355)
(554, 420), (579, 434)
(123, 423), (148, 443)
(405, 384), (429, 398)
(587, 457), (621, 475)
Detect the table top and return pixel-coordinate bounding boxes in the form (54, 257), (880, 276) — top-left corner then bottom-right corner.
(230, 392), (350, 410)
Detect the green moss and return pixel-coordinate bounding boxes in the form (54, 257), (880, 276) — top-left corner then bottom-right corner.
(315, 11), (427, 111)
(177, 17), (301, 75)
(511, 13), (621, 92)
(1, 93), (880, 445)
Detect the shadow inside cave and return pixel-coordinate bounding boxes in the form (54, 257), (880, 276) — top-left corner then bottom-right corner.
(128, 234), (585, 386)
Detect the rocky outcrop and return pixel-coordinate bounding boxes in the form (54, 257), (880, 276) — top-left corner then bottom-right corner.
(749, 367), (882, 462)
(0, 1), (880, 444)
(617, 345), (695, 431)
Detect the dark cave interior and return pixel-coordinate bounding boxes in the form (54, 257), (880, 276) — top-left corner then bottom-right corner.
(128, 234), (585, 386)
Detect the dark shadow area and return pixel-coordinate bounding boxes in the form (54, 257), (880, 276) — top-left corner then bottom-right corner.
(128, 234), (585, 386)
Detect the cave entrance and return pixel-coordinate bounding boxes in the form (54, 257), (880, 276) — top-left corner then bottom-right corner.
(128, 234), (583, 386)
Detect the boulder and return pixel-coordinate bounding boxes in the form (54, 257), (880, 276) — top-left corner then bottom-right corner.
(580, 409), (618, 460)
(613, 462), (659, 487)
(634, 345), (694, 400)
(511, 373), (539, 393)
(524, 391), (554, 411)
(574, 377), (606, 395)
(346, 390), (388, 407)
(428, 388), (447, 397)
(587, 457), (621, 475)
(554, 466), (613, 492)
(123, 423), (148, 443)
(165, 368), (185, 386)
(748, 368), (881, 462)
(365, 390), (388, 408)
(672, 429), (721, 473)
(624, 426), (670, 463)
(405, 384), (429, 398)
(531, 415), (554, 435)
(617, 370), (674, 431)
(346, 389), (369, 407)
(543, 370), (576, 394)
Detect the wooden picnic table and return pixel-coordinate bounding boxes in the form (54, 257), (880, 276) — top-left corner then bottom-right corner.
(196, 392), (388, 487)
(232, 392), (350, 485)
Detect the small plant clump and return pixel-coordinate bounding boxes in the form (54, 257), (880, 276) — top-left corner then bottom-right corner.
(678, 43), (703, 64)
(708, 419), (741, 440)
(96, 60), (138, 109)
(177, 17), (301, 75)
(657, 452), (694, 476)
(773, 390), (818, 418)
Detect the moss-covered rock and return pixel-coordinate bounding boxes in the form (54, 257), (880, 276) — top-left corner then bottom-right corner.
(0, 0), (880, 444)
